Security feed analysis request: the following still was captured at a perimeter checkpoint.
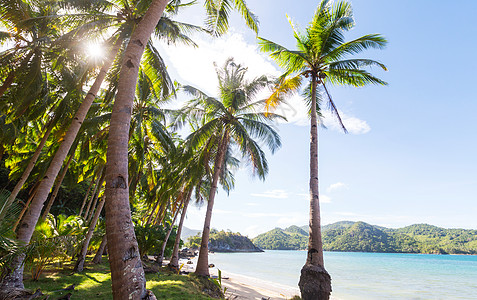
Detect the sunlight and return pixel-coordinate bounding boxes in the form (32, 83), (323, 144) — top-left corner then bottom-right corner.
(85, 42), (104, 59)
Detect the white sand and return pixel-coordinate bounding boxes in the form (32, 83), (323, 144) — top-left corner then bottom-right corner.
(179, 258), (300, 300)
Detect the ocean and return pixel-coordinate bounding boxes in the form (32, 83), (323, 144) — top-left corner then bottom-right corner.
(205, 250), (477, 299)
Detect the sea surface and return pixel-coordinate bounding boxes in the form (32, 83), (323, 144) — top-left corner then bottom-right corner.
(206, 250), (477, 299)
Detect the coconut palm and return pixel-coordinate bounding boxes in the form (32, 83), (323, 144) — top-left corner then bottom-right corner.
(258, 1), (387, 298)
(103, 0), (260, 297)
(177, 58), (283, 276)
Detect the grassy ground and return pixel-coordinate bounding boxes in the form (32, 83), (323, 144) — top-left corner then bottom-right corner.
(23, 257), (215, 299)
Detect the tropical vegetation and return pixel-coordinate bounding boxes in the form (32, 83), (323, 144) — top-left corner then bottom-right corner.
(187, 229), (263, 252)
(253, 222), (477, 254)
(0, 0), (388, 299)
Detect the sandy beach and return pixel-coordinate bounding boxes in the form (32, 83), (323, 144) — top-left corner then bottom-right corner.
(179, 258), (300, 300)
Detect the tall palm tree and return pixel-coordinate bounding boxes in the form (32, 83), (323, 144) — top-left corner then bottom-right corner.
(103, 0), (260, 297)
(178, 58), (283, 276)
(258, 1), (387, 298)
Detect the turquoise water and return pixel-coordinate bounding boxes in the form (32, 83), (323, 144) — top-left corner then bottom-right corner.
(208, 251), (477, 299)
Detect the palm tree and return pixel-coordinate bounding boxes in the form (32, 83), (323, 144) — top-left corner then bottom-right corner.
(178, 58), (283, 276)
(103, 0), (260, 297)
(258, 1), (387, 298)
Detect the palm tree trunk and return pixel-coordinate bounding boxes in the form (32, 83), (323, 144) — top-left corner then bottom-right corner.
(2, 38), (124, 290)
(145, 200), (161, 225)
(12, 184), (38, 232)
(84, 168), (104, 218)
(93, 234), (107, 264)
(0, 120), (54, 221)
(79, 178), (95, 216)
(298, 75), (331, 300)
(41, 146), (76, 220)
(195, 134), (229, 277)
(156, 197), (183, 266)
(74, 198), (105, 272)
(104, 1), (168, 298)
(168, 190), (191, 270)
(87, 176), (105, 223)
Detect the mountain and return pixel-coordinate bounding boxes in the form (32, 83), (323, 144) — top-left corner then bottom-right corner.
(253, 221), (477, 254)
(187, 229), (263, 252)
(253, 227), (308, 250)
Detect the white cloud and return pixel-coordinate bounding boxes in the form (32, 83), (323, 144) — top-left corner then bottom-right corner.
(245, 202), (260, 206)
(322, 110), (371, 134)
(251, 189), (289, 199)
(326, 182), (348, 193)
(159, 31), (370, 135)
(158, 31), (280, 96)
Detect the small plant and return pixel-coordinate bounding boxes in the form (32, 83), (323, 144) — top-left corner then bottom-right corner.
(209, 269), (227, 297)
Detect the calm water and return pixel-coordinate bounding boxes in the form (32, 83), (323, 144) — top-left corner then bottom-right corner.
(207, 250), (477, 299)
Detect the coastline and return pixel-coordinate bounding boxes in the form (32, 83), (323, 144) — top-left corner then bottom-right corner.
(180, 257), (301, 299)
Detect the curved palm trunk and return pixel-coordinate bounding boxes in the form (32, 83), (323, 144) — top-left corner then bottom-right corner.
(168, 190), (191, 270)
(84, 168), (104, 218)
(78, 178), (95, 216)
(87, 176), (105, 223)
(41, 147), (76, 220)
(0, 120), (54, 221)
(1, 38), (123, 290)
(156, 197), (184, 266)
(104, 1), (167, 299)
(12, 184), (38, 232)
(146, 199), (162, 225)
(298, 75), (331, 300)
(74, 198), (105, 272)
(195, 135), (229, 277)
(93, 234), (107, 264)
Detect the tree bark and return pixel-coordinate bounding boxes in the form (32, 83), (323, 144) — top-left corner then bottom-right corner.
(0, 120), (54, 221)
(145, 199), (161, 225)
(83, 167), (104, 218)
(2, 37), (123, 290)
(93, 234), (107, 264)
(12, 184), (38, 232)
(156, 197), (184, 266)
(87, 175), (105, 223)
(41, 145), (76, 220)
(298, 74), (331, 300)
(104, 1), (167, 299)
(74, 198), (105, 272)
(168, 190), (191, 270)
(78, 177), (95, 216)
(195, 134), (229, 277)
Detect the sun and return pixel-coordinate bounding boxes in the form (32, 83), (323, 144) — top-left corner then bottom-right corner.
(85, 42), (104, 59)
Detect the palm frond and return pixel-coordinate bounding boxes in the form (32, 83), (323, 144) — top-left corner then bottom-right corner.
(326, 34), (387, 62)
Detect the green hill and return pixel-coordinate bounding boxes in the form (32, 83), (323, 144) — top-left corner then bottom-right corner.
(187, 229), (263, 252)
(253, 221), (477, 254)
(253, 227), (308, 250)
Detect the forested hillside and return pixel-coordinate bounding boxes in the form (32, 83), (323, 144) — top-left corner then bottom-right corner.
(187, 229), (263, 252)
(253, 221), (477, 254)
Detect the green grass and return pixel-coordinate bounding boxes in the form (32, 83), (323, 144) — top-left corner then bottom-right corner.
(23, 257), (214, 299)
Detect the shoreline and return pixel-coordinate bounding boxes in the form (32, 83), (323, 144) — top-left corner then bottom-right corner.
(180, 257), (301, 299)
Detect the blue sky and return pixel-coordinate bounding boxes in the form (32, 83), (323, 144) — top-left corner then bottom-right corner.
(155, 0), (477, 237)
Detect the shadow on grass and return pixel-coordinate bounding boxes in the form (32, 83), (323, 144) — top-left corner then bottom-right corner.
(23, 256), (215, 299)
(24, 256), (113, 299)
